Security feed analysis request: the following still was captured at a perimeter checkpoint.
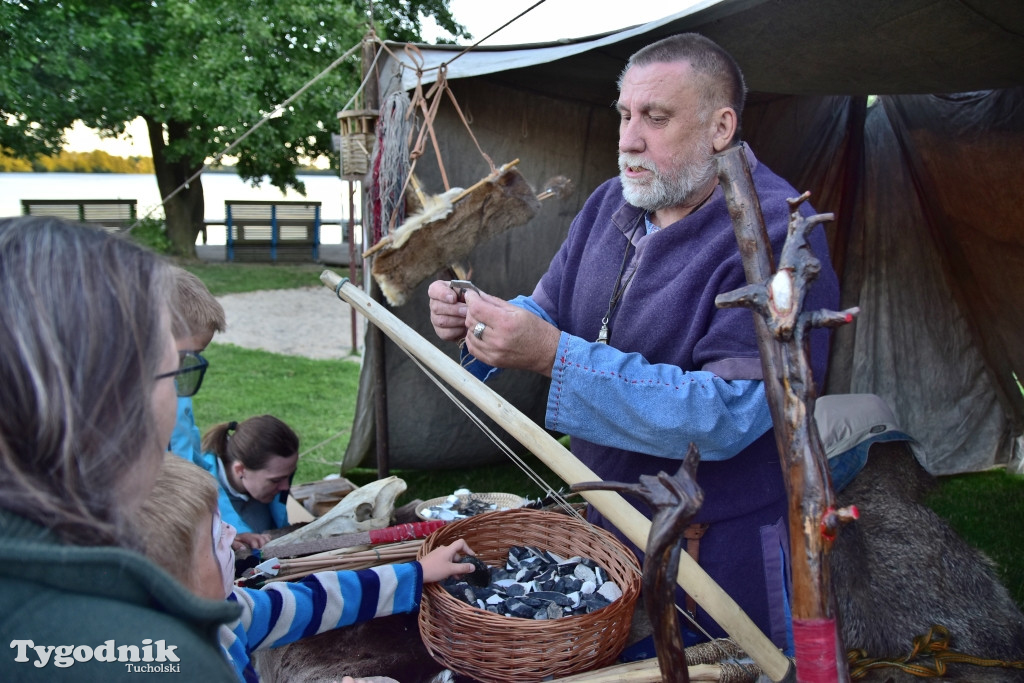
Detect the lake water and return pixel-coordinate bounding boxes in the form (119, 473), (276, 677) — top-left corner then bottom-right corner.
(0, 171), (359, 245)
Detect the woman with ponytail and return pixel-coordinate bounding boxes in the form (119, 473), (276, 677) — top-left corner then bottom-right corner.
(196, 415), (299, 549)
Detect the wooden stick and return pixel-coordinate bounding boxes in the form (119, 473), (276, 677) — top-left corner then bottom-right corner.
(320, 270), (792, 682)
(269, 542), (424, 582)
(550, 659), (723, 682)
(447, 158), (520, 205)
(280, 540), (422, 566)
(716, 146), (857, 682)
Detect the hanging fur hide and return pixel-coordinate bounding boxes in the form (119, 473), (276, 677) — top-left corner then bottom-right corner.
(370, 167), (540, 307)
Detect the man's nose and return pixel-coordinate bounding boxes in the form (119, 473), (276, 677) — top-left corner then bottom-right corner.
(619, 118), (645, 153)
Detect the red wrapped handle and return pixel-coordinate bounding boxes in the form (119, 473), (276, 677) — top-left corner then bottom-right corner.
(367, 520), (446, 544)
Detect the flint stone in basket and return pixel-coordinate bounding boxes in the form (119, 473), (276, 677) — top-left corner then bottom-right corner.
(505, 599), (535, 619)
(462, 555), (491, 588)
(503, 583), (525, 597)
(530, 591), (574, 606)
(540, 603), (563, 620)
(582, 594), (612, 613)
(440, 544), (619, 620)
(573, 564), (597, 583)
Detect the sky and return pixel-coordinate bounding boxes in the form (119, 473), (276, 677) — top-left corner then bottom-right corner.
(425, 0), (700, 45)
(65, 0), (698, 156)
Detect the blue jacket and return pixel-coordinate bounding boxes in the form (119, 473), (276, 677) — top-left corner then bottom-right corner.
(168, 396), (202, 462)
(193, 451), (289, 534)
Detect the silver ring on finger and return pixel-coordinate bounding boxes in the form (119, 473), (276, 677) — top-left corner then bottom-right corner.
(472, 322), (486, 340)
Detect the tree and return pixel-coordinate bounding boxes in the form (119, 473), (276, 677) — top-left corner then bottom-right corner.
(0, 0), (467, 255)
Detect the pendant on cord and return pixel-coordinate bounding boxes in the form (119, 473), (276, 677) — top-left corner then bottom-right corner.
(597, 317), (610, 344)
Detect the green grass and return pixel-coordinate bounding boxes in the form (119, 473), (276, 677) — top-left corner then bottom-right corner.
(192, 343), (361, 484)
(926, 469), (1024, 607)
(179, 262), (337, 296)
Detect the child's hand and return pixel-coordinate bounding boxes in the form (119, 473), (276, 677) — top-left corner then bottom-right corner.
(420, 539), (477, 584)
(233, 532), (271, 551)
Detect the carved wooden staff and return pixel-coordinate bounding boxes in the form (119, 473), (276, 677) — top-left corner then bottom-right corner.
(320, 269), (793, 682)
(714, 147), (859, 683)
(574, 444), (704, 683)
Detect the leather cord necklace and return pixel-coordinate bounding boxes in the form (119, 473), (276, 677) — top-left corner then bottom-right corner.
(597, 215), (644, 344)
(596, 185), (717, 344)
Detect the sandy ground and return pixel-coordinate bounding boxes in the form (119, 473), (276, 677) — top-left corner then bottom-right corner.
(214, 286), (363, 361)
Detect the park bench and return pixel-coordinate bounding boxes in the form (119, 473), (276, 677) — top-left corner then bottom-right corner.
(225, 200), (321, 263)
(21, 198), (138, 232)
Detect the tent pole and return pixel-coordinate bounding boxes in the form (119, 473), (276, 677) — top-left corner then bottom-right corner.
(348, 180), (359, 354)
(360, 36), (390, 479)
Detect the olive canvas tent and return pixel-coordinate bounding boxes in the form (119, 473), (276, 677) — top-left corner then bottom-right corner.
(341, 0), (1024, 477)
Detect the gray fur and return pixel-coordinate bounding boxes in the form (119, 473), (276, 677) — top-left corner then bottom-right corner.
(831, 441), (1024, 681)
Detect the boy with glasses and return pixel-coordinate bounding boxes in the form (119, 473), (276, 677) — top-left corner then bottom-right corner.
(167, 267), (225, 462)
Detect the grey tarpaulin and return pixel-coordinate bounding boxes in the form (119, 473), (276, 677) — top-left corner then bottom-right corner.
(341, 0), (1024, 476)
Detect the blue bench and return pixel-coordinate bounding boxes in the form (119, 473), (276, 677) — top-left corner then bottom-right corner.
(225, 200), (321, 263)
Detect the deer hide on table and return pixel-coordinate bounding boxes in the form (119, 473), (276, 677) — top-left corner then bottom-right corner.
(371, 167), (540, 307)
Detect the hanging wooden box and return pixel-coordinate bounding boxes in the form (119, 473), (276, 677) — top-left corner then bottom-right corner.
(337, 109), (378, 179)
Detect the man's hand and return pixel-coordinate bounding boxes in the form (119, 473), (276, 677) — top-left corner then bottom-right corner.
(427, 280), (469, 342)
(463, 291), (560, 378)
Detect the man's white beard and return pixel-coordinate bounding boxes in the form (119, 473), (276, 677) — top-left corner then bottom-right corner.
(619, 135), (716, 213)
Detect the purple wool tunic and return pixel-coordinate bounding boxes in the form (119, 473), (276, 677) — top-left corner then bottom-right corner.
(532, 145), (840, 647)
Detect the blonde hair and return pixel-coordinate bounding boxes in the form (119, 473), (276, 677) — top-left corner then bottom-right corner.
(136, 453), (219, 588)
(170, 266), (226, 339)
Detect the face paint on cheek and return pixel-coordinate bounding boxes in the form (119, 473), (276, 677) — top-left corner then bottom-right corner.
(212, 511), (237, 598)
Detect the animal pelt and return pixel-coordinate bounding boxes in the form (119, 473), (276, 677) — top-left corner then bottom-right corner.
(831, 441), (1024, 682)
(252, 612), (476, 683)
(371, 167), (540, 307)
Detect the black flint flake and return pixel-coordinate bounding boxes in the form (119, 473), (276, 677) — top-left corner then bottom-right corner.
(441, 545), (618, 619)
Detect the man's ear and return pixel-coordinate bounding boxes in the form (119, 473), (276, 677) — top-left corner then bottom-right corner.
(711, 107), (738, 152)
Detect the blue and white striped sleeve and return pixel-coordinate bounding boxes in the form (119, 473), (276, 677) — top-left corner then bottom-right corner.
(229, 562), (424, 654)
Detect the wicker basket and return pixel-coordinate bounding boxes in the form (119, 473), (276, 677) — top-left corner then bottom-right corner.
(417, 508), (641, 682)
(415, 492), (527, 521)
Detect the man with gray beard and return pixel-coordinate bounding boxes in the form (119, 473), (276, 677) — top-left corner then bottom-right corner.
(427, 33), (839, 656)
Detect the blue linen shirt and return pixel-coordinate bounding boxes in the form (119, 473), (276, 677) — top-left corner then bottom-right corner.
(464, 295), (772, 462)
